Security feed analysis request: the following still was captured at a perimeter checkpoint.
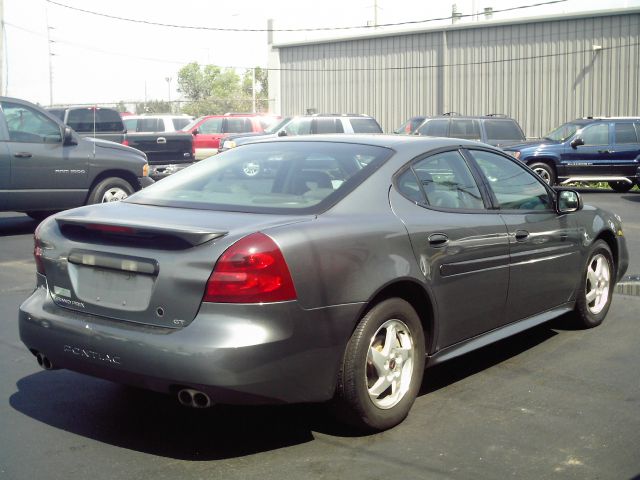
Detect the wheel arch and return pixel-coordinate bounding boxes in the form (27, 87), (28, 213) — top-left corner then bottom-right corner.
(85, 170), (140, 204)
(594, 229), (618, 276)
(358, 279), (437, 355)
(525, 156), (558, 173)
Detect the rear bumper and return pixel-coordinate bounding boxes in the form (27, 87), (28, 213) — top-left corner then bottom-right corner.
(148, 162), (195, 180)
(19, 282), (362, 405)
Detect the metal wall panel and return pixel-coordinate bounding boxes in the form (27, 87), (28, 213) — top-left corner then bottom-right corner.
(276, 11), (640, 137)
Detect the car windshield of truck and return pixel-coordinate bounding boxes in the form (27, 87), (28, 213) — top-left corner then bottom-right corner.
(265, 117), (292, 134)
(181, 117), (204, 132)
(127, 141), (393, 214)
(544, 123), (580, 141)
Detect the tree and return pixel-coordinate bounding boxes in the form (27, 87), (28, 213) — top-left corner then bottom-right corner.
(242, 67), (269, 112)
(176, 62), (268, 116)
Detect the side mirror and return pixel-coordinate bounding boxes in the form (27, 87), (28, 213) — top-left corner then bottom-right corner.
(570, 137), (584, 149)
(63, 126), (77, 146)
(557, 189), (583, 213)
(192, 128), (199, 136)
(277, 130), (288, 137)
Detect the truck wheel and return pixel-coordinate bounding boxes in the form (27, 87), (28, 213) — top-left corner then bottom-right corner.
(332, 298), (425, 432)
(608, 181), (633, 193)
(88, 177), (134, 204)
(529, 162), (555, 185)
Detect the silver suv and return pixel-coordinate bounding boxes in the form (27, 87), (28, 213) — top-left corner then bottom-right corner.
(219, 114), (383, 177)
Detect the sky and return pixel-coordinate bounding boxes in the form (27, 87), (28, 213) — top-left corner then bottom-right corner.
(2, 0), (639, 107)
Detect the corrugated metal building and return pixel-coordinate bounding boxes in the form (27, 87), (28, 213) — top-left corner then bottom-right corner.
(269, 8), (640, 137)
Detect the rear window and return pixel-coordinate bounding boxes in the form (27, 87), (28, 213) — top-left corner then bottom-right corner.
(350, 118), (383, 134)
(66, 108), (124, 133)
(127, 141), (392, 214)
(484, 120), (525, 142)
(47, 108), (65, 121)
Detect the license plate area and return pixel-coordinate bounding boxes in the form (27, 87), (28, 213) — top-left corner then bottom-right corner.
(69, 264), (155, 311)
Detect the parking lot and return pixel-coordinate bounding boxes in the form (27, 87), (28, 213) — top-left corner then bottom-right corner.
(0, 189), (639, 480)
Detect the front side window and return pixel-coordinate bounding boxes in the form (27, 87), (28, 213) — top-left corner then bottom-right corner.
(397, 150), (484, 209)
(284, 118), (312, 135)
(1, 102), (62, 143)
(416, 119), (449, 137)
(128, 142), (393, 214)
(579, 124), (610, 146)
(199, 118), (223, 134)
(470, 150), (552, 211)
(449, 119), (481, 141)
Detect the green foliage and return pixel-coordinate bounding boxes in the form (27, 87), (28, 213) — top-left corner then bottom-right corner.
(135, 100), (172, 114)
(176, 62), (269, 116)
(116, 101), (128, 113)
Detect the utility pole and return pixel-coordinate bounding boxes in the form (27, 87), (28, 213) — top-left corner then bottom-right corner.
(45, 4), (54, 105)
(165, 76), (172, 112)
(252, 67), (256, 113)
(0, 0), (4, 96)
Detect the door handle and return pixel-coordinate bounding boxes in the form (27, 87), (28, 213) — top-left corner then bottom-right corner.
(515, 230), (530, 241)
(14, 152), (32, 158)
(428, 233), (449, 247)
(156, 137), (167, 144)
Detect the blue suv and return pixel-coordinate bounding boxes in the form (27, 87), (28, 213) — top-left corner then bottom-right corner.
(503, 117), (640, 192)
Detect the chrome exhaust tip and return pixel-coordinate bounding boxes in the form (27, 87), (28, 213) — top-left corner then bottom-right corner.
(177, 388), (212, 408)
(35, 352), (54, 370)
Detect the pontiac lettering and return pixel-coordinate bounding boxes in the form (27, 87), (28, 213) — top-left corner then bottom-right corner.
(63, 345), (122, 365)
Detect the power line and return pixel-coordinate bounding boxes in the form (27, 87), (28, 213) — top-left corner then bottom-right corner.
(45, 0), (569, 33)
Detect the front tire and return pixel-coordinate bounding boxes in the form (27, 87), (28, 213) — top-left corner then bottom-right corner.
(333, 298), (425, 432)
(573, 240), (615, 328)
(529, 162), (556, 185)
(88, 177), (134, 204)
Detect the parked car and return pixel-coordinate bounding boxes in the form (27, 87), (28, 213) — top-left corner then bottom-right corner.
(0, 96), (152, 219)
(181, 113), (277, 160)
(503, 117), (640, 191)
(219, 114), (383, 176)
(410, 113), (526, 147)
(123, 115), (195, 180)
(393, 115), (427, 134)
(19, 135), (628, 431)
(47, 106), (127, 144)
(123, 115), (194, 133)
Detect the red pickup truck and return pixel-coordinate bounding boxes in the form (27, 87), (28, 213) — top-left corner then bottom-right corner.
(181, 113), (277, 160)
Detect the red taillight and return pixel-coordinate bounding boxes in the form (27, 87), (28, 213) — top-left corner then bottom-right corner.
(33, 223), (45, 275)
(203, 232), (297, 303)
(122, 138), (129, 146)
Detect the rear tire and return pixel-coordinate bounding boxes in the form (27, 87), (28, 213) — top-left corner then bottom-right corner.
(529, 162), (556, 186)
(332, 298), (425, 432)
(608, 181), (634, 193)
(88, 177), (134, 204)
(573, 240), (615, 329)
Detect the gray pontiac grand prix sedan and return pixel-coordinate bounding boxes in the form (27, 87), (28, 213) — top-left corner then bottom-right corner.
(19, 135), (629, 431)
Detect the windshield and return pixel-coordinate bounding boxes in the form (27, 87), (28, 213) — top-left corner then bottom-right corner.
(265, 117), (292, 134)
(127, 141), (392, 214)
(545, 123), (581, 141)
(181, 117), (205, 132)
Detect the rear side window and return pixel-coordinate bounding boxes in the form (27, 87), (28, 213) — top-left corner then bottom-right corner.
(450, 119), (481, 140)
(128, 142), (392, 214)
(416, 119), (449, 136)
(136, 118), (164, 132)
(314, 118), (343, 134)
(614, 123), (638, 144)
(404, 150), (485, 209)
(350, 118), (382, 133)
(199, 118), (223, 134)
(67, 108), (124, 133)
(226, 118), (253, 133)
(484, 120), (525, 142)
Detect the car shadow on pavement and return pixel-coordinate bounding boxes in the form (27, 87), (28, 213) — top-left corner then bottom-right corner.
(0, 214), (37, 236)
(9, 321), (564, 459)
(420, 322), (558, 395)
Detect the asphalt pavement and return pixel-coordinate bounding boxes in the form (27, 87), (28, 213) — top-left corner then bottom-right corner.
(1, 190), (639, 480)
